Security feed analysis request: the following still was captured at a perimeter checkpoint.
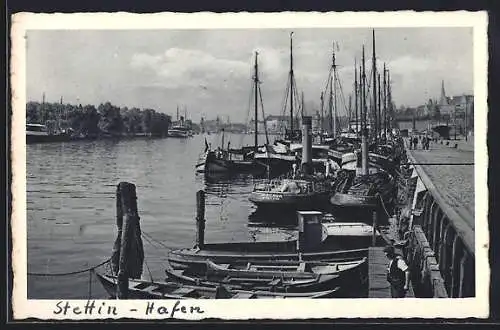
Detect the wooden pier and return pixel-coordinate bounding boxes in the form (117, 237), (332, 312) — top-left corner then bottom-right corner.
(368, 247), (415, 298)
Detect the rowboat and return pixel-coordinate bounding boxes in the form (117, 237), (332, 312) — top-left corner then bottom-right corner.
(95, 272), (340, 299)
(168, 244), (369, 270)
(205, 258), (367, 279)
(165, 257), (363, 293)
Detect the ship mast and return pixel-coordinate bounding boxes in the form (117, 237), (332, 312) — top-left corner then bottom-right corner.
(333, 43), (337, 138)
(383, 63), (387, 138)
(361, 45), (368, 175)
(41, 92), (46, 124)
(387, 70), (392, 131)
(378, 72), (381, 141)
(372, 29), (378, 143)
(320, 91), (324, 141)
(289, 32), (295, 134)
(329, 75), (333, 135)
(254, 51), (259, 152)
(354, 59), (358, 134)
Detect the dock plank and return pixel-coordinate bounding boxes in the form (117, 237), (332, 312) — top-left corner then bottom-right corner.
(368, 247), (414, 298)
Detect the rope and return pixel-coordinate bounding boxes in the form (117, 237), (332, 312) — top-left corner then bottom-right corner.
(378, 194), (392, 218)
(28, 258), (111, 277)
(134, 231), (155, 283)
(258, 83), (269, 145)
(141, 231), (171, 251)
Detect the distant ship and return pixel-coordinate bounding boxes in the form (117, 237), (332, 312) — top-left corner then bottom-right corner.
(26, 123), (72, 144)
(168, 107), (193, 138)
(168, 123), (191, 138)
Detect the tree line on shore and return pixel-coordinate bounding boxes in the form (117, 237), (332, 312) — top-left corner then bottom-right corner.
(26, 101), (187, 137)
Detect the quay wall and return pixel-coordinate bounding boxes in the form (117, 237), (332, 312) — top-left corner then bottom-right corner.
(397, 140), (475, 298)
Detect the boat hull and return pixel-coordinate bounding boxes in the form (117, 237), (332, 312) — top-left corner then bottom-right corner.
(249, 191), (331, 211)
(96, 272), (341, 299)
(168, 244), (369, 270)
(26, 133), (73, 144)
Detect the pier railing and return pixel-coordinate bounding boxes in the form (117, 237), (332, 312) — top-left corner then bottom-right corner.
(403, 145), (475, 298)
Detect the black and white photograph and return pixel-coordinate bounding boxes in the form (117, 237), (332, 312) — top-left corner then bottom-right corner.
(10, 11), (488, 319)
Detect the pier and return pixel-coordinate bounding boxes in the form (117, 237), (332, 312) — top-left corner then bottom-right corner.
(368, 247), (415, 298)
(401, 138), (474, 298)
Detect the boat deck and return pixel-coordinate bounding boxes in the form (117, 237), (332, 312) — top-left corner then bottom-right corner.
(368, 247), (415, 298)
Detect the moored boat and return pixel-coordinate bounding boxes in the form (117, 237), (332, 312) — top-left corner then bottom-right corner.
(96, 272), (340, 299)
(330, 170), (396, 210)
(249, 178), (333, 211)
(165, 257), (362, 293)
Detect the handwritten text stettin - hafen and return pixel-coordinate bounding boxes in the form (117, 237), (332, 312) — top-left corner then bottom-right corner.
(53, 300), (205, 318)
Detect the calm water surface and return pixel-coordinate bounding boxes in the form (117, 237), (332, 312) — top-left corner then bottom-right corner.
(27, 133), (297, 299)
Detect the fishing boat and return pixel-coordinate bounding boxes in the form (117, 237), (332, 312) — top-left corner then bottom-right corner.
(340, 151), (394, 174)
(196, 146), (267, 176)
(249, 177), (333, 211)
(96, 272), (340, 299)
(330, 170), (396, 209)
(196, 52), (272, 178)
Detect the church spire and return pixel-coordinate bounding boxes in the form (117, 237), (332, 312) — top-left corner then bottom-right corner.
(440, 80), (447, 105)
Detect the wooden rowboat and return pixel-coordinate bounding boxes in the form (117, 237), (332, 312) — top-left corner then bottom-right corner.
(95, 272), (340, 299)
(165, 257), (367, 293)
(167, 245), (368, 270)
(205, 258), (367, 279)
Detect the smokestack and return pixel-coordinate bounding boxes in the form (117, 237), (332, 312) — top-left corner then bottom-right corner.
(301, 116), (313, 175)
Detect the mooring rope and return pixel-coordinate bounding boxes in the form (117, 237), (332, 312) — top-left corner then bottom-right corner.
(27, 257), (111, 277)
(378, 194), (392, 218)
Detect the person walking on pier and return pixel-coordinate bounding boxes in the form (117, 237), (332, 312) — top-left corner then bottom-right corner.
(412, 136), (418, 150)
(384, 245), (411, 298)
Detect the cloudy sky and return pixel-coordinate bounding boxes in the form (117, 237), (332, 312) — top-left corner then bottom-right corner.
(26, 28), (472, 122)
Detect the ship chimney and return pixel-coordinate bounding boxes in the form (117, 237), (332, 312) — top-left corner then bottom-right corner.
(301, 116), (313, 175)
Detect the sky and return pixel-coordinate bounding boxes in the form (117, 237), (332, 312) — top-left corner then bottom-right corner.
(26, 28), (473, 122)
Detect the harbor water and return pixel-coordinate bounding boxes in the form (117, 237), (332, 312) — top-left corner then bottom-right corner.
(27, 133), (300, 299)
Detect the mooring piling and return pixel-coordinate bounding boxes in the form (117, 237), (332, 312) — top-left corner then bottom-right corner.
(112, 182), (144, 299)
(195, 190), (206, 249)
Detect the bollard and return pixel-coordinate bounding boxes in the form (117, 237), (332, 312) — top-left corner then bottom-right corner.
(195, 190), (206, 249)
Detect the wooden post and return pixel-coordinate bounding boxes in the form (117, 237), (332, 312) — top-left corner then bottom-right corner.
(450, 235), (461, 297)
(196, 190), (206, 249)
(372, 210), (377, 247)
(114, 182), (143, 300)
(458, 251), (468, 298)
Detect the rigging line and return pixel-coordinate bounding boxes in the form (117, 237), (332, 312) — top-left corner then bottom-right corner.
(291, 78), (302, 119)
(258, 83), (270, 145)
(321, 67), (334, 102)
(336, 73), (350, 118)
(378, 194), (392, 218)
(133, 230), (154, 283)
(279, 75), (292, 133)
(141, 231), (171, 251)
(27, 258), (111, 277)
(242, 78), (255, 146)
